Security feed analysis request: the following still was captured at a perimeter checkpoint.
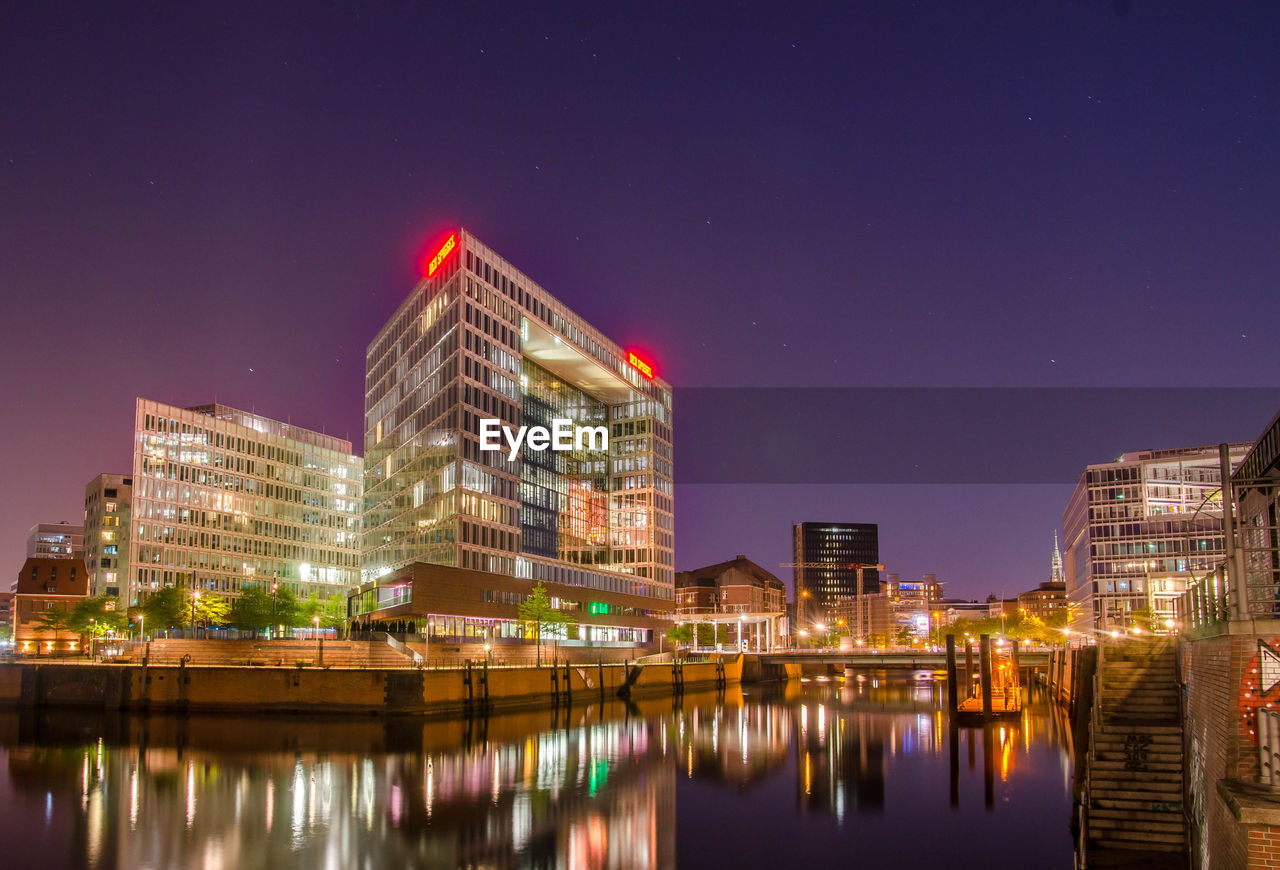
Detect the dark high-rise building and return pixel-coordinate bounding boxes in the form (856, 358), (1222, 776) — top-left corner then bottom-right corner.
(792, 522), (879, 623)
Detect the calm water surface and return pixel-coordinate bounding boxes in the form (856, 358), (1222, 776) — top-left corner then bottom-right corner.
(0, 672), (1076, 869)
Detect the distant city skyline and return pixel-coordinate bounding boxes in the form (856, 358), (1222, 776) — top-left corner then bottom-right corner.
(5, 4), (1280, 600)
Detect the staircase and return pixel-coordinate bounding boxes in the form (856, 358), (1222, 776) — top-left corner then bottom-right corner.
(1084, 639), (1187, 863)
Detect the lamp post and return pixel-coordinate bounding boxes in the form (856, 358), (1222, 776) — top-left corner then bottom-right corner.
(191, 590), (200, 639)
(271, 580), (279, 639)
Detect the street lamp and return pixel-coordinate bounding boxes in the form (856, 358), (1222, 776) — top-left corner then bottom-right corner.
(191, 590), (200, 639)
(271, 580), (279, 639)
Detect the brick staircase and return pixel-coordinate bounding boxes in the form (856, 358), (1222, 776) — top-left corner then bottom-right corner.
(1084, 639), (1187, 863)
(140, 638), (417, 668)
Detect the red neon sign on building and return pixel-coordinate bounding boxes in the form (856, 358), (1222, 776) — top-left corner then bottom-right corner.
(426, 232), (457, 277)
(627, 351), (655, 379)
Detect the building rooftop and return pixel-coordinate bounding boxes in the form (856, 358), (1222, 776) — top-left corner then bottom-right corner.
(676, 555), (786, 590)
(184, 403), (353, 455)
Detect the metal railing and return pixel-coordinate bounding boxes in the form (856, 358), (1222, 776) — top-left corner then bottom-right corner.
(1176, 534), (1280, 632)
(1260, 708), (1280, 786)
(377, 632), (424, 666)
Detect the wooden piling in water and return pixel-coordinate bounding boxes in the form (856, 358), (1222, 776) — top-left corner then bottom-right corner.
(945, 634), (959, 712)
(979, 634), (993, 718)
(964, 641), (974, 699)
(1010, 639), (1021, 689)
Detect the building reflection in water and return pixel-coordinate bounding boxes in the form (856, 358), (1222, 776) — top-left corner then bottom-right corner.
(0, 676), (1076, 870)
(2, 705), (681, 870)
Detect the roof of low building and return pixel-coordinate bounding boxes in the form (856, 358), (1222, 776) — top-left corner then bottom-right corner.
(675, 554), (786, 590)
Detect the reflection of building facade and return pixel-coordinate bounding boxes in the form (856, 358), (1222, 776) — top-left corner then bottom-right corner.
(83, 473), (132, 598)
(13, 555), (89, 654)
(5, 713), (675, 869)
(1063, 443), (1250, 632)
(126, 399), (363, 607)
(794, 700), (886, 819)
(674, 555), (786, 652)
(26, 522), (83, 559)
(792, 523), (880, 628)
(358, 230), (675, 654)
(677, 703), (791, 788)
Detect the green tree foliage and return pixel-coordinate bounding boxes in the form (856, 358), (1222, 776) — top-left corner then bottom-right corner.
(664, 623), (693, 658)
(139, 586), (229, 632)
(299, 593), (348, 632)
(232, 586), (275, 633)
(32, 608), (75, 645)
(193, 594), (230, 629)
(944, 609), (1070, 647)
(69, 595), (129, 639)
(518, 581), (569, 666)
(140, 586), (190, 630)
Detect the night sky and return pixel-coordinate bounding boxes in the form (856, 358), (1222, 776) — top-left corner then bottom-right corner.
(4, 3), (1280, 600)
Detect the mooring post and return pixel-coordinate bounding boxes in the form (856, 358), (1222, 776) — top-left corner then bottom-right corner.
(964, 641), (974, 699)
(945, 634), (959, 712)
(979, 634), (993, 719)
(1010, 639), (1021, 694)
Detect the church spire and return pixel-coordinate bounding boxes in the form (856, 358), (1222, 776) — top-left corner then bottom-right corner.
(1051, 531), (1064, 584)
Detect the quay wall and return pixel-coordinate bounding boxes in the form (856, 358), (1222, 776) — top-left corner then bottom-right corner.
(0, 656), (744, 716)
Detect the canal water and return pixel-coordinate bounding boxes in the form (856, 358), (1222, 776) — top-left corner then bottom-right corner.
(0, 672), (1076, 869)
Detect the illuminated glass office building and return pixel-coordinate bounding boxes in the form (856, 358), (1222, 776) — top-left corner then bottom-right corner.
(792, 522), (880, 626)
(359, 229), (674, 651)
(1062, 443), (1251, 633)
(125, 399), (363, 606)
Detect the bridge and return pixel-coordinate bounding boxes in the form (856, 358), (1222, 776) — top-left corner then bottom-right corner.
(757, 650), (1050, 669)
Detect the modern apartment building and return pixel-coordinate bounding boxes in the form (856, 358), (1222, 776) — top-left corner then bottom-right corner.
(1062, 443), (1251, 633)
(83, 473), (132, 598)
(26, 522), (83, 559)
(792, 522), (880, 625)
(125, 399), (362, 606)
(358, 228), (674, 651)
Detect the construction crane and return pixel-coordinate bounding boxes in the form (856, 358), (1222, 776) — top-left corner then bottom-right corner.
(779, 562), (886, 643)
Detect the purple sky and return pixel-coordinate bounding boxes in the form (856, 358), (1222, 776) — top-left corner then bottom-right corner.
(4, 3), (1280, 599)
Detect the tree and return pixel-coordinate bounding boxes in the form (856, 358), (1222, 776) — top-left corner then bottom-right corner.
(140, 586), (191, 631)
(299, 593), (347, 633)
(69, 595), (129, 647)
(518, 581), (569, 666)
(273, 586), (302, 630)
(193, 594), (230, 633)
(232, 586), (275, 635)
(665, 623), (693, 659)
(32, 608), (75, 650)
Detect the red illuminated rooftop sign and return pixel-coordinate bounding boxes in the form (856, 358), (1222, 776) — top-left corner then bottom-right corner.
(628, 352), (655, 379)
(426, 233), (457, 277)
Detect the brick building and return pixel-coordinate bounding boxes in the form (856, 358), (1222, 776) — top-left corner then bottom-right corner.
(13, 556), (89, 655)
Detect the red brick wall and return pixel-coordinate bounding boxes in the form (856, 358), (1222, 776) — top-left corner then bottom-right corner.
(1184, 632), (1275, 868)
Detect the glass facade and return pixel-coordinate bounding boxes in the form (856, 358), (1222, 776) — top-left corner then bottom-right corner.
(126, 399), (362, 606)
(1063, 444), (1251, 632)
(362, 228), (674, 604)
(793, 522), (880, 622)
